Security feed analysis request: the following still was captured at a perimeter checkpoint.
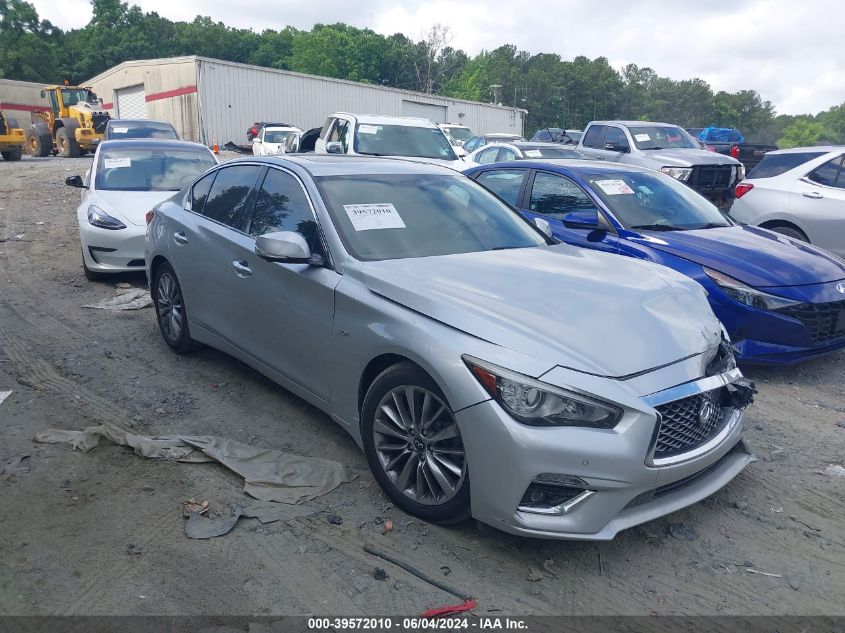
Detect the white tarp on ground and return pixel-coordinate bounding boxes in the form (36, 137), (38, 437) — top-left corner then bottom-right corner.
(34, 423), (355, 504)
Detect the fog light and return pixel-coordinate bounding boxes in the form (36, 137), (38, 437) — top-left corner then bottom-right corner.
(518, 476), (596, 516)
(534, 473), (589, 487)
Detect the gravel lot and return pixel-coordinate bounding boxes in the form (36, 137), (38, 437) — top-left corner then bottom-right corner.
(1, 154), (844, 617)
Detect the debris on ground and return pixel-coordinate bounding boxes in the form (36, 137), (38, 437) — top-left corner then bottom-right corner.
(439, 566), (451, 576)
(373, 567), (389, 581)
(82, 287), (153, 311)
(383, 520), (394, 533)
(821, 464), (845, 478)
(185, 502), (321, 539)
(745, 568), (782, 578)
(787, 574), (804, 591)
(34, 422), (356, 504)
(182, 499), (210, 517)
(526, 567), (544, 582)
(0, 390), (11, 406)
(326, 514), (343, 525)
(668, 522), (699, 541)
(542, 558), (559, 578)
(126, 543), (142, 556)
(0, 454), (31, 479)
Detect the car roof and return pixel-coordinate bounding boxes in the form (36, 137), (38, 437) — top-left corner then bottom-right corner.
(230, 154), (458, 177)
(589, 120), (678, 127)
(484, 133), (523, 138)
(334, 113), (437, 128)
(99, 139), (211, 152)
(262, 125), (300, 131)
(511, 142), (579, 149)
(472, 159), (654, 176)
(765, 145), (844, 155)
(107, 119), (174, 126)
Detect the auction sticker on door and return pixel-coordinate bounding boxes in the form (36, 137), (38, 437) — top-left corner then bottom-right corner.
(344, 203), (406, 230)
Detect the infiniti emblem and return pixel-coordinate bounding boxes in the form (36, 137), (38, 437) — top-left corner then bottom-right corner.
(698, 398), (716, 426)
(837, 282), (845, 294)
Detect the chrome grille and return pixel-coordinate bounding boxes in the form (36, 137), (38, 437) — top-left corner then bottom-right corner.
(654, 390), (728, 460)
(775, 300), (845, 343)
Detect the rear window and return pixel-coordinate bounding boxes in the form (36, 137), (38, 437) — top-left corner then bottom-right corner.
(747, 152), (827, 179)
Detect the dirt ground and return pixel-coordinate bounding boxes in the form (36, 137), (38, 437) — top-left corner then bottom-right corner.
(1, 154), (844, 617)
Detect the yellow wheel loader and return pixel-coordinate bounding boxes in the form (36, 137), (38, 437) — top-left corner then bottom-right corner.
(25, 85), (111, 158)
(0, 110), (24, 161)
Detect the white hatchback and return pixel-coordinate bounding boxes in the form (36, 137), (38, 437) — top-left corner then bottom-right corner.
(730, 146), (845, 257)
(66, 139), (218, 280)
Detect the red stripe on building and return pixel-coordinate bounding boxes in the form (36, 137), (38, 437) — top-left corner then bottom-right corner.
(145, 85), (197, 102)
(0, 102), (43, 112)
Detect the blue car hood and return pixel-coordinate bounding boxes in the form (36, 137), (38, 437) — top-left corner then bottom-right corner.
(636, 225), (845, 289)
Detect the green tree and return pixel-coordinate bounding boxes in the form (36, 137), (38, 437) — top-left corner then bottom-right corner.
(777, 118), (828, 148)
(0, 0), (61, 82)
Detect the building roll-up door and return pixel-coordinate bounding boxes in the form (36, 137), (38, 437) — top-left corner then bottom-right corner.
(400, 100), (447, 123)
(116, 84), (147, 119)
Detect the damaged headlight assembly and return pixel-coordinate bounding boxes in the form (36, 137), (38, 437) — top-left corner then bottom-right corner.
(463, 357), (622, 428)
(704, 268), (801, 311)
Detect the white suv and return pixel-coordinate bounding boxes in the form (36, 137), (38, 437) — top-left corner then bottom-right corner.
(315, 113), (467, 170)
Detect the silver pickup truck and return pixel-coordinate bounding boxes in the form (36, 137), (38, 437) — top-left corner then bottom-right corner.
(576, 120), (744, 208)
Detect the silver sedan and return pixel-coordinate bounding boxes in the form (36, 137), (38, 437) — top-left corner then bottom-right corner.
(145, 155), (756, 539)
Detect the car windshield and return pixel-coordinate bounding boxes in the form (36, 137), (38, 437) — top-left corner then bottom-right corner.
(522, 147), (585, 159)
(96, 147), (216, 191)
(585, 171), (732, 231)
(61, 88), (98, 106)
(442, 126), (473, 141)
(263, 130), (295, 143)
(317, 174), (547, 261)
(108, 122), (178, 139)
(354, 124), (457, 160)
(628, 126), (699, 150)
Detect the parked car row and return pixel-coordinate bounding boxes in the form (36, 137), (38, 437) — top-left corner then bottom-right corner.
(60, 112), (844, 541)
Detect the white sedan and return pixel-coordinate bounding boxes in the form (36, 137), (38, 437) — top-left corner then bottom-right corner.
(730, 146), (845, 257)
(252, 125), (303, 156)
(66, 139), (218, 280)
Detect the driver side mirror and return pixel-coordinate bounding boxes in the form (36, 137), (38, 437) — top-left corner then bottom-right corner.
(325, 141), (343, 154)
(65, 175), (86, 188)
(563, 210), (600, 230)
(255, 231), (312, 264)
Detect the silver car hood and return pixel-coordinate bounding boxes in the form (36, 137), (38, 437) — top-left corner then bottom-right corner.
(640, 147), (740, 166)
(359, 245), (722, 378)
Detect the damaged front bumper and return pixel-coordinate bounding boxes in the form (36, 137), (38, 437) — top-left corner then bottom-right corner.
(458, 368), (756, 540)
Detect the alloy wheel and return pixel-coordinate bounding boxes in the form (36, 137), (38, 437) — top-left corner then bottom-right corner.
(156, 271), (184, 341)
(372, 386), (466, 505)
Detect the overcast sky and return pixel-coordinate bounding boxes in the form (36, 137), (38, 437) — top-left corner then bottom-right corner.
(30, 0), (842, 116)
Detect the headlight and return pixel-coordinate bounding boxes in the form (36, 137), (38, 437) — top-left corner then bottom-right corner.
(463, 357), (622, 428)
(660, 166), (693, 181)
(704, 267), (801, 311)
(87, 205), (126, 230)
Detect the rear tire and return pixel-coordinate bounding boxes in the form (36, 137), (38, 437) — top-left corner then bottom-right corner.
(1, 148), (22, 161)
(152, 262), (199, 354)
(765, 224), (808, 243)
(361, 362), (471, 524)
(56, 128), (81, 158)
(25, 127), (50, 157)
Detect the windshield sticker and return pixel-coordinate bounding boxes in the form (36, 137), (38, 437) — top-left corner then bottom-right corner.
(104, 157), (131, 168)
(634, 133), (651, 142)
(112, 127), (128, 134)
(524, 149), (542, 157)
(358, 125), (380, 134)
(595, 179), (635, 195)
(344, 203), (406, 231)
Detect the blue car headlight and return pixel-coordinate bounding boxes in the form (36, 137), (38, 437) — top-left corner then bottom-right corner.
(463, 356), (622, 428)
(88, 204), (126, 230)
(704, 267), (801, 311)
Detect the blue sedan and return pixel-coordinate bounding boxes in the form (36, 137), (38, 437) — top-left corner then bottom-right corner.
(466, 160), (845, 365)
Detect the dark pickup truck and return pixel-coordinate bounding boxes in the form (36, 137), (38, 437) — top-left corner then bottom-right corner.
(687, 127), (777, 172)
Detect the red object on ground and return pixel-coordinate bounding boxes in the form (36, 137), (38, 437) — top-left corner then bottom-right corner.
(421, 598), (477, 619)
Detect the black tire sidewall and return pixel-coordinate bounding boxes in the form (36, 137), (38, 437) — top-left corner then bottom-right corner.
(361, 362), (471, 524)
(770, 226), (808, 242)
(152, 262), (195, 353)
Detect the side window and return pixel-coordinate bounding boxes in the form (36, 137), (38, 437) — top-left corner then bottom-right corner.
(476, 148), (499, 165)
(475, 169), (527, 207)
(581, 125), (606, 149)
(529, 172), (598, 220)
(336, 120), (350, 152)
(319, 117), (333, 140)
(603, 127), (629, 150)
(498, 148), (518, 161)
(249, 168), (323, 256)
(807, 155), (844, 188)
(201, 165), (263, 229)
(536, 130), (550, 142)
(190, 171), (217, 213)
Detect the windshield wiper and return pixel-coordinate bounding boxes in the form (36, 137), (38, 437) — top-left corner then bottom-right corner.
(640, 146), (664, 150)
(690, 222), (730, 230)
(630, 224), (682, 232)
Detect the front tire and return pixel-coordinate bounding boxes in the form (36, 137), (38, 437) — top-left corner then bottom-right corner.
(25, 127), (50, 157)
(766, 224), (808, 242)
(56, 128), (81, 158)
(1, 148), (22, 161)
(152, 262), (198, 354)
(81, 248), (104, 281)
(361, 362), (470, 524)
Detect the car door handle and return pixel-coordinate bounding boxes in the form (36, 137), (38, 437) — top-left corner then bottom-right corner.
(802, 191), (823, 199)
(173, 231), (188, 244)
(232, 260), (253, 277)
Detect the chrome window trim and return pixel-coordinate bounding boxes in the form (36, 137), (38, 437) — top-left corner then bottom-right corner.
(642, 368), (743, 408)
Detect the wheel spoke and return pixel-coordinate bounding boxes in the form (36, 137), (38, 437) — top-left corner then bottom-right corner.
(391, 391), (413, 430)
(425, 457), (455, 495)
(395, 452), (419, 491)
(421, 461), (441, 498)
(421, 402), (445, 433)
(404, 387), (418, 430)
(385, 448), (411, 472)
(430, 452), (463, 477)
(427, 424), (458, 443)
(374, 419), (411, 442)
(379, 403), (406, 433)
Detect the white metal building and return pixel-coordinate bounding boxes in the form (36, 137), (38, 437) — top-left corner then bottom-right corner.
(87, 56), (527, 145)
(0, 78), (50, 126)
